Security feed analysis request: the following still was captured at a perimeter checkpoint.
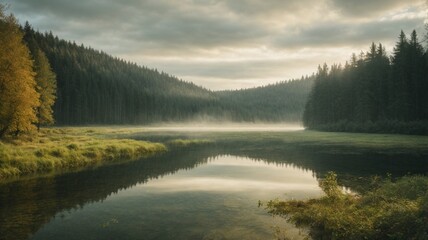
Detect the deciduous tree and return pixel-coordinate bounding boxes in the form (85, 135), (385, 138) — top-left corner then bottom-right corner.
(0, 5), (39, 138)
(33, 48), (56, 129)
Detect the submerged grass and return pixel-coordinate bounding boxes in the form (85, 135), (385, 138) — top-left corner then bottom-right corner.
(0, 127), (166, 180)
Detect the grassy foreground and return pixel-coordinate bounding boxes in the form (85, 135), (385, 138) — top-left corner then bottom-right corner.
(263, 172), (428, 240)
(0, 128), (166, 180)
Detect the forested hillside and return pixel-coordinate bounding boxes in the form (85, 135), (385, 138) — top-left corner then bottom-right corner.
(23, 24), (218, 124)
(219, 77), (314, 122)
(303, 30), (428, 134)
(23, 24), (312, 125)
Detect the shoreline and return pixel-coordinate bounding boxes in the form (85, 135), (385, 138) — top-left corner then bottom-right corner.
(2, 126), (428, 182)
(0, 128), (167, 181)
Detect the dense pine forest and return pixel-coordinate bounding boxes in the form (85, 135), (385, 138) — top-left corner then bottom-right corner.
(4, 5), (428, 135)
(219, 77), (313, 122)
(303, 30), (428, 135)
(22, 24), (312, 125)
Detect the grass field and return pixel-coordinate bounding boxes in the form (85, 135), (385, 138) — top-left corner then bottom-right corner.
(0, 127), (166, 180)
(131, 129), (428, 156)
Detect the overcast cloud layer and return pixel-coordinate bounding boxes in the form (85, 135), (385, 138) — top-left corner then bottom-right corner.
(8, 0), (428, 90)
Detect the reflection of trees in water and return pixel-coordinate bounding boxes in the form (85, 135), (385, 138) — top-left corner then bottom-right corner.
(1, 143), (427, 240)
(219, 145), (428, 193)
(0, 148), (213, 240)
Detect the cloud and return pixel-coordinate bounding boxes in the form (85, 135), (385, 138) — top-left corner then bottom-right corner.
(12, 0), (270, 53)
(330, 0), (425, 18)
(8, 0), (428, 90)
(274, 16), (426, 50)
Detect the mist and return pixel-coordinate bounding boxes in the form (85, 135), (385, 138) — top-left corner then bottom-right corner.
(140, 122), (304, 132)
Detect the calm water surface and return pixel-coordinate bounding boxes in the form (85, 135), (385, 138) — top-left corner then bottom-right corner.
(42, 156), (320, 240)
(1, 136), (427, 240)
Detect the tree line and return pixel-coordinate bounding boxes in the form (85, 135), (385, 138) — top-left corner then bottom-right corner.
(303, 29), (428, 135)
(0, 6), (56, 138)
(22, 22), (312, 125)
(0, 4), (313, 139)
(219, 76), (313, 122)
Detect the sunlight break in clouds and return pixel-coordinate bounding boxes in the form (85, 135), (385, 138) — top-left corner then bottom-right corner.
(10, 0), (428, 90)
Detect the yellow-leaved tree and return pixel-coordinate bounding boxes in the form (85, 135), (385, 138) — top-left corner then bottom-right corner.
(0, 5), (39, 138)
(33, 48), (56, 130)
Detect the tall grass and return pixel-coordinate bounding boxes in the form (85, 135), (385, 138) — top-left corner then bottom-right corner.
(0, 128), (166, 180)
(263, 172), (428, 240)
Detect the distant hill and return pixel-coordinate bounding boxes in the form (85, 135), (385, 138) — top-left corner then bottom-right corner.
(23, 25), (313, 125)
(218, 77), (314, 122)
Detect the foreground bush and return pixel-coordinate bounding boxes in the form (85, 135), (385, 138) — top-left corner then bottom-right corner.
(264, 172), (428, 240)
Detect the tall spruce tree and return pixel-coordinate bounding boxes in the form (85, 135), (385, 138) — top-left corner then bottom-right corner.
(407, 30), (425, 120)
(390, 30), (409, 120)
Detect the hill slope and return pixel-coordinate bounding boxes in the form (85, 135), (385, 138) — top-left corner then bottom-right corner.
(24, 25), (313, 124)
(218, 77), (314, 122)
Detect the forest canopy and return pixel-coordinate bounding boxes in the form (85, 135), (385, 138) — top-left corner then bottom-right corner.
(22, 24), (312, 125)
(303, 29), (428, 135)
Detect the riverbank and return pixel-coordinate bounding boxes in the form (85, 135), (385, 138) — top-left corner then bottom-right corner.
(0, 128), (166, 180)
(264, 172), (428, 239)
(2, 126), (428, 182)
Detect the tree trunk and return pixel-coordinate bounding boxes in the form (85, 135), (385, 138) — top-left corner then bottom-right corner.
(0, 126), (8, 139)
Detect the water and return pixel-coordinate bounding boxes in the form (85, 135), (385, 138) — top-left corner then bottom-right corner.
(1, 138), (427, 240)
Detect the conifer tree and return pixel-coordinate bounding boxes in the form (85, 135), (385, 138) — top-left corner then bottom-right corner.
(407, 30), (425, 120)
(390, 30), (409, 120)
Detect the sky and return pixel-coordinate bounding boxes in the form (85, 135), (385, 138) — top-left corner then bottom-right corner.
(8, 0), (428, 90)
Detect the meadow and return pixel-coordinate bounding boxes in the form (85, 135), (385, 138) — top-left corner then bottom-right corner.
(0, 127), (166, 180)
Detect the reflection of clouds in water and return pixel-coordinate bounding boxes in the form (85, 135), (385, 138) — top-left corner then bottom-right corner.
(134, 155), (321, 197)
(143, 177), (320, 193)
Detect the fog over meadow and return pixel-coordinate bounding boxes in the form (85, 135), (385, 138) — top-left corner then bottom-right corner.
(137, 122), (304, 132)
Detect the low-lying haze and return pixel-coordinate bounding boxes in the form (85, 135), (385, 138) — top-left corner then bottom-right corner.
(9, 0), (428, 90)
(141, 123), (304, 132)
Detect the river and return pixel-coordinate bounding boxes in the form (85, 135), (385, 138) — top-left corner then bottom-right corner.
(1, 131), (427, 240)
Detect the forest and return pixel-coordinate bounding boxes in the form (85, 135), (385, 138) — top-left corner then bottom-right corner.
(1, 4), (427, 136)
(22, 24), (312, 126)
(303, 30), (428, 135)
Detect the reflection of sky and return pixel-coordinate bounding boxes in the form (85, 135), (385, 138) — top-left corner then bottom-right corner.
(114, 155), (322, 200)
(32, 155), (322, 240)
